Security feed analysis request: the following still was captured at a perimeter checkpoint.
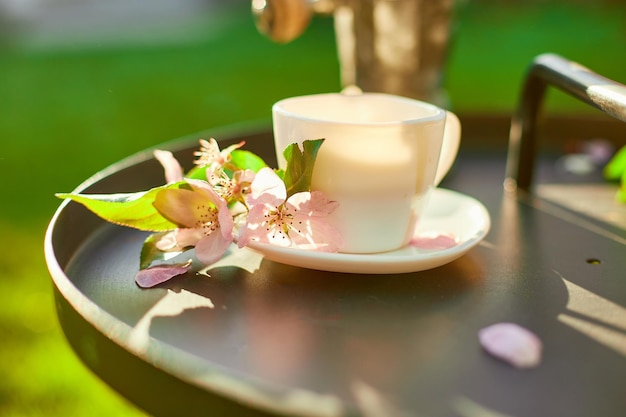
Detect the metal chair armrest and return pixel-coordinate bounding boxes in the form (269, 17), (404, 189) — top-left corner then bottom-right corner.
(505, 53), (626, 192)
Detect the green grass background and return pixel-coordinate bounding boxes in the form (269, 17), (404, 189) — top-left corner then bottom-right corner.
(1, 1), (625, 415)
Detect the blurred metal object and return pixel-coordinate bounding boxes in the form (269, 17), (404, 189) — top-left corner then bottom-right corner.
(506, 53), (626, 192)
(252, 0), (455, 104)
(252, 0), (313, 43)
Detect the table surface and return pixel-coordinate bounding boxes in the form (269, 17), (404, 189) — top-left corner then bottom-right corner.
(45, 127), (626, 417)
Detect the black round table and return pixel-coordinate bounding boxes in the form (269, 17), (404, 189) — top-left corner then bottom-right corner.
(45, 125), (626, 417)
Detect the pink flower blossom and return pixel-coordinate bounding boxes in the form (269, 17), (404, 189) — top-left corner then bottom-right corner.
(152, 179), (234, 265)
(238, 167), (342, 252)
(208, 169), (256, 204)
(194, 138), (244, 172)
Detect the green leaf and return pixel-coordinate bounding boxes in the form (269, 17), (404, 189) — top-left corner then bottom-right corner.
(186, 165), (208, 180)
(604, 145), (626, 181)
(604, 145), (626, 205)
(140, 232), (189, 269)
(618, 169), (626, 204)
(282, 139), (324, 196)
(56, 182), (190, 231)
(228, 149), (268, 173)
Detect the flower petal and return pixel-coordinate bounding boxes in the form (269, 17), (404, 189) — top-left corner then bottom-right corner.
(235, 169), (256, 185)
(247, 167), (286, 207)
(187, 179), (234, 239)
(218, 202), (234, 238)
(175, 228), (204, 248)
(479, 323), (542, 369)
(285, 191), (342, 251)
(154, 150), (184, 183)
(287, 191), (339, 217)
(135, 262), (192, 288)
(409, 233), (458, 250)
(237, 204), (268, 248)
(154, 231), (180, 251)
(239, 204), (294, 248)
(220, 140), (246, 159)
(194, 229), (232, 265)
(186, 178), (222, 200)
(287, 214), (343, 252)
(239, 188), (342, 252)
(153, 188), (207, 228)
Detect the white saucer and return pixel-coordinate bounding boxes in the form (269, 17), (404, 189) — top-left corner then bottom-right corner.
(246, 188), (490, 274)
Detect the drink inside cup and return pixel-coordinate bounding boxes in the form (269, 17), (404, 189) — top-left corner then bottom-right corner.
(273, 92), (460, 254)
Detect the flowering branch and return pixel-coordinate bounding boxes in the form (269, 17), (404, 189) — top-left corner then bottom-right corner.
(57, 138), (341, 288)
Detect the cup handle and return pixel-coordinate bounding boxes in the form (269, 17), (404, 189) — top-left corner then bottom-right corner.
(434, 111), (461, 186)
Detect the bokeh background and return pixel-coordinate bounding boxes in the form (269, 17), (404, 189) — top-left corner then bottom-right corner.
(1, 0), (625, 415)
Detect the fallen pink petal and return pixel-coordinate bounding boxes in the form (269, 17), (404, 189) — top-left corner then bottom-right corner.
(135, 262), (193, 288)
(410, 233), (457, 250)
(478, 322), (542, 369)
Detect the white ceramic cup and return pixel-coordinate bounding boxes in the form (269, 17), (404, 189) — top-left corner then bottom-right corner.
(272, 92), (461, 254)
